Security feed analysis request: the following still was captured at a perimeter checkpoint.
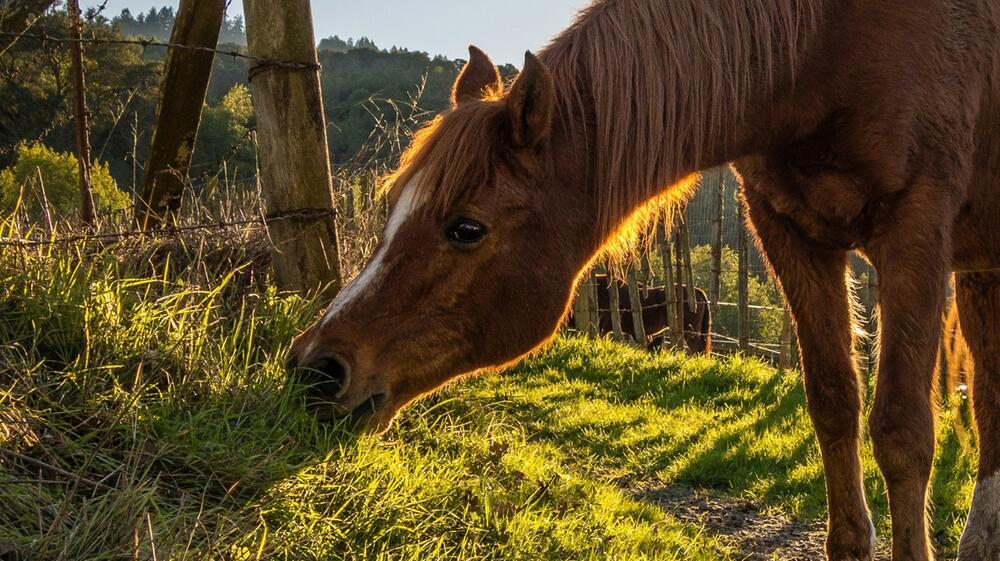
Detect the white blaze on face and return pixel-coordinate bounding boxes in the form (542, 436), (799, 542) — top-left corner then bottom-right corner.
(321, 176), (427, 327)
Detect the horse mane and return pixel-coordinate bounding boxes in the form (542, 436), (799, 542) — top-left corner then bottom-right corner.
(541, 0), (822, 233)
(385, 0), (822, 233)
(381, 97), (509, 216)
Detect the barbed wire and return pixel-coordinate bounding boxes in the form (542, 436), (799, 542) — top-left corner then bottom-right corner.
(84, 0), (109, 23)
(0, 29), (320, 76)
(190, 127), (256, 173)
(0, 220), (256, 248)
(0, 207), (335, 248)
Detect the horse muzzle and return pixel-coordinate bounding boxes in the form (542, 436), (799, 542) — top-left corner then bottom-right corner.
(286, 349), (395, 433)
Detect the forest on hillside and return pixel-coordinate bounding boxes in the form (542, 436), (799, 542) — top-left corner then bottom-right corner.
(0, 4), (495, 196)
(1, 4), (754, 249)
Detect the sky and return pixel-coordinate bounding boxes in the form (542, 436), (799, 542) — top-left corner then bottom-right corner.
(87, 1), (590, 65)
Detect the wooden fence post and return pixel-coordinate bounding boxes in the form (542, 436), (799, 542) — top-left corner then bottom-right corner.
(67, 0), (96, 226)
(626, 267), (647, 345)
(779, 308), (793, 372)
(657, 214), (682, 349)
(604, 266), (625, 341)
(673, 228), (691, 345)
(572, 286), (588, 336)
(677, 206), (696, 312)
(243, 0), (343, 299)
(710, 170), (725, 308)
(588, 270), (600, 337)
(640, 251), (653, 297)
(136, 0), (226, 228)
(738, 213), (751, 353)
(572, 271), (597, 337)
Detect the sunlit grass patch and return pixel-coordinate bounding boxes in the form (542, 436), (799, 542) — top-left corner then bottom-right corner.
(455, 336), (977, 555)
(0, 243), (730, 560)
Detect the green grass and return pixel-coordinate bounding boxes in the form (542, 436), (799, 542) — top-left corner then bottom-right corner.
(455, 338), (979, 553)
(0, 239), (978, 560)
(0, 242), (730, 560)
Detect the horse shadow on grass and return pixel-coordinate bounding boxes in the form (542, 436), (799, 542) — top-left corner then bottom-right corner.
(477, 341), (976, 555)
(491, 345), (824, 497)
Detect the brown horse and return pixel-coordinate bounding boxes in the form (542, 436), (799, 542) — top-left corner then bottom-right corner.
(572, 274), (712, 353)
(287, 2), (1000, 560)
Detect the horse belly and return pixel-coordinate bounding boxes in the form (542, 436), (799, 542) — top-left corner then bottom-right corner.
(953, 91), (1000, 271)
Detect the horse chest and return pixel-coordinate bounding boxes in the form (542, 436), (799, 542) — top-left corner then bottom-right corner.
(737, 156), (885, 251)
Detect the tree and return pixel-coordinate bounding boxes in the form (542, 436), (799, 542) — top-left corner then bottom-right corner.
(0, 143), (128, 219)
(2, 5), (474, 191)
(220, 15), (245, 44)
(194, 84), (255, 174)
(114, 7), (246, 45)
(317, 35), (350, 53)
(0, 9), (161, 183)
(0, 0), (58, 33)
(688, 245), (784, 344)
(354, 37), (378, 51)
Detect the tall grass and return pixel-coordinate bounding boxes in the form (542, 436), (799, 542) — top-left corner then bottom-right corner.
(0, 197), (735, 560)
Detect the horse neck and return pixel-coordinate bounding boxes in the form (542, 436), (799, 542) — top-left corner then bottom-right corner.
(540, 0), (824, 241)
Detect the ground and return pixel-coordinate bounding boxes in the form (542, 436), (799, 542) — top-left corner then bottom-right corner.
(0, 245), (979, 560)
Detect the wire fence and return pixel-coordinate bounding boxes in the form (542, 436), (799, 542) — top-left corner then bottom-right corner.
(0, 30), (320, 77)
(0, 207), (339, 249)
(0, 0), (407, 299)
(0, 3), (881, 371)
(0, 5), (343, 250)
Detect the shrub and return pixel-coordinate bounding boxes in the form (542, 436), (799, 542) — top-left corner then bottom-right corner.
(689, 244), (785, 343)
(0, 143), (129, 220)
(195, 84), (255, 174)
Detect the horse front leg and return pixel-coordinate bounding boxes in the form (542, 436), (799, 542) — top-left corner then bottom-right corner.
(866, 186), (952, 561)
(744, 187), (876, 561)
(956, 271), (1000, 561)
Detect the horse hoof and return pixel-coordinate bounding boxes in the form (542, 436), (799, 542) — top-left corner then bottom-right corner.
(828, 519), (876, 561)
(959, 474), (1000, 561)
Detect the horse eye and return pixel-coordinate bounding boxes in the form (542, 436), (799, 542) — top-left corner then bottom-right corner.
(445, 219), (487, 245)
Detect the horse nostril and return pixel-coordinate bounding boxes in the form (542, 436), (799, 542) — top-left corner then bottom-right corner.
(299, 355), (352, 399)
(285, 350), (301, 372)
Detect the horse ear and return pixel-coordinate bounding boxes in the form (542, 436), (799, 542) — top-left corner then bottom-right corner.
(507, 51), (554, 149)
(452, 45), (502, 105)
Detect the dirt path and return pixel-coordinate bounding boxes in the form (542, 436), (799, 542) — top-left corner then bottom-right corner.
(631, 483), (889, 561)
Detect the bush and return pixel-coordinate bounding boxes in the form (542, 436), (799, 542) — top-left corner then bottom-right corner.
(689, 244), (785, 343)
(194, 84), (255, 176)
(0, 143), (129, 220)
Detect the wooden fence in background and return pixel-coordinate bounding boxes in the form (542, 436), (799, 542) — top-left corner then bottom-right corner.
(569, 168), (884, 371)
